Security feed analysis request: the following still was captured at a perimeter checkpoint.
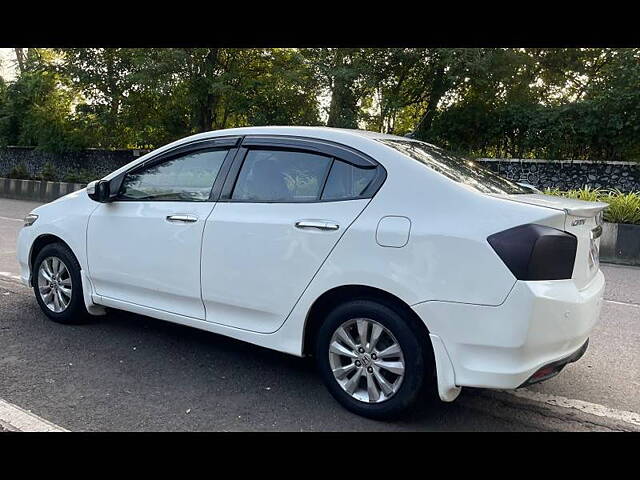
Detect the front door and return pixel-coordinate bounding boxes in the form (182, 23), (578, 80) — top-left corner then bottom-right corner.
(87, 145), (233, 319)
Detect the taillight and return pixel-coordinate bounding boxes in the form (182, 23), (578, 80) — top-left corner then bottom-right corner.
(487, 224), (577, 281)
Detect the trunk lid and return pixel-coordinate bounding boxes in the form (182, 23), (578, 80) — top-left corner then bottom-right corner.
(491, 193), (608, 289)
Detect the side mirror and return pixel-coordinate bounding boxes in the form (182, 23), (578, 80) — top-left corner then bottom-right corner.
(87, 180), (111, 203)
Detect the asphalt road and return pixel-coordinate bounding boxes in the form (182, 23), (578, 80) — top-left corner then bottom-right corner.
(1, 197), (638, 431)
(0, 199), (40, 279)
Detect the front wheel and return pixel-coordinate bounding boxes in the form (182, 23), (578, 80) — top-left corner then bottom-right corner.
(33, 243), (89, 324)
(315, 299), (428, 419)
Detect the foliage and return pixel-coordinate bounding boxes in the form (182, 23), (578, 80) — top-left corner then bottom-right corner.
(0, 48), (639, 163)
(544, 187), (640, 224)
(0, 49), (88, 153)
(62, 169), (94, 184)
(38, 161), (56, 181)
(427, 49), (640, 161)
(7, 163), (29, 179)
(543, 185), (602, 202)
(600, 190), (640, 225)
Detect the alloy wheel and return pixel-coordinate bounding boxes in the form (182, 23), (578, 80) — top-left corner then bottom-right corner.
(37, 256), (73, 313)
(328, 317), (405, 403)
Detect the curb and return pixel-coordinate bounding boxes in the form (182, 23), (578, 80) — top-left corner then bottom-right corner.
(600, 222), (640, 267)
(0, 177), (86, 203)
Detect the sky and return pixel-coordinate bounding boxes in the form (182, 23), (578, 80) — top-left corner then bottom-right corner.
(0, 48), (17, 81)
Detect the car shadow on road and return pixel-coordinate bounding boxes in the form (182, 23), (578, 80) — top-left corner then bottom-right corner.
(1, 290), (537, 430)
(91, 307), (475, 430)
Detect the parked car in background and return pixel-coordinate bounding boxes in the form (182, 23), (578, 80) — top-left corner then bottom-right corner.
(17, 127), (607, 418)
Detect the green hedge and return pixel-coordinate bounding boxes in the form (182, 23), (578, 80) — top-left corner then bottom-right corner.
(544, 187), (640, 225)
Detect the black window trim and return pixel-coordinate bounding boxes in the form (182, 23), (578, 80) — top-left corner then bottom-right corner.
(110, 136), (241, 203)
(240, 135), (378, 168)
(219, 135), (387, 204)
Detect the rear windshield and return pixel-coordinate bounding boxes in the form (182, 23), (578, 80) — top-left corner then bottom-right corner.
(377, 138), (533, 195)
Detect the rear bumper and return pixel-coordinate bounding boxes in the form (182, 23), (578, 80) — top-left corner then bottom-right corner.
(518, 338), (589, 388)
(413, 269), (605, 390)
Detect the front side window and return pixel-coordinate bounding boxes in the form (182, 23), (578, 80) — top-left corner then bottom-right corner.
(232, 149), (332, 202)
(378, 139), (534, 195)
(119, 149), (228, 201)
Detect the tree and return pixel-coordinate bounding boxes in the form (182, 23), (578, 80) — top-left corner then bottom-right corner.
(50, 48), (323, 148)
(303, 48), (376, 129)
(0, 47), (638, 161)
(55, 48), (138, 148)
(0, 49), (86, 152)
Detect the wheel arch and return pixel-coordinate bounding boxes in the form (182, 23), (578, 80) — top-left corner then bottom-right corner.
(29, 234), (76, 286)
(302, 284), (433, 363)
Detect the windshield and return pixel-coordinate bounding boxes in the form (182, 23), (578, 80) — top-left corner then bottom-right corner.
(377, 138), (534, 195)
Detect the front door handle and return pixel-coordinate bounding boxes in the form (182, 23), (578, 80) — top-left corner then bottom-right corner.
(166, 214), (198, 223)
(295, 220), (340, 231)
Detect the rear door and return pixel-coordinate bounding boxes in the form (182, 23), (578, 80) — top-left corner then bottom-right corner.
(200, 136), (386, 333)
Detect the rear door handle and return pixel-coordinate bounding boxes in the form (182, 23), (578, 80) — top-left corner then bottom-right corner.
(166, 214), (198, 223)
(295, 220), (340, 231)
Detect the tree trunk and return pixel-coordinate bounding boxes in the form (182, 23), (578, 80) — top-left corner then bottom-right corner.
(105, 51), (121, 146)
(14, 48), (26, 74)
(327, 50), (359, 129)
(197, 48), (220, 132)
(413, 64), (447, 140)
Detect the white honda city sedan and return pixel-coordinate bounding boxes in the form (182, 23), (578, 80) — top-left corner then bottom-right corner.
(17, 126), (607, 418)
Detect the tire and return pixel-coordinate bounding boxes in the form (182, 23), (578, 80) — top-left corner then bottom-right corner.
(32, 242), (89, 324)
(315, 299), (428, 420)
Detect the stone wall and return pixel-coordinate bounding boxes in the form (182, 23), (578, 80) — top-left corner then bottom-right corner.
(0, 147), (150, 182)
(477, 159), (640, 192)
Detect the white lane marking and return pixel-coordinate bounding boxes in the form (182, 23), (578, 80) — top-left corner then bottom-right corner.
(0, 272), (22, 282)
(604, 299), (640, 308)
(506, 388), (640, 427)
(0, 398), (68, 432)
(0, 216), (22, 222)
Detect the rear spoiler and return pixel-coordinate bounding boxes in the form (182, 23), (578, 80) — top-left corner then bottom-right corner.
(490, 193), (609, 218)
(564, 202), (608, 218)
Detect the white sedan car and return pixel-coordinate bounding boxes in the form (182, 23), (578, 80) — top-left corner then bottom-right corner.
(17, 126), (607, 418)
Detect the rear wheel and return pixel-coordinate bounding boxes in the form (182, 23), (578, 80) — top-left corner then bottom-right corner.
(33, 243), (89, 324)
(315, 299), (428, 419)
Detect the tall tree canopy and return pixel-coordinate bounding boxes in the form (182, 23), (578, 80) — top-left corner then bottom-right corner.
(0, 47), (638, 161)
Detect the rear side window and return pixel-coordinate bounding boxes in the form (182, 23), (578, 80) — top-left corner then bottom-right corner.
(321, 160), (377, 200)
(377, 138), (534, 195)
(232, 149), (332, 202)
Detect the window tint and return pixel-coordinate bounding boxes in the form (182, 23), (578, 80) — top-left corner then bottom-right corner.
(377, 139), (534, 195)
(321, 160), (377, 200)
(119, 149), (228, 201)
(232, 149), (332, 202)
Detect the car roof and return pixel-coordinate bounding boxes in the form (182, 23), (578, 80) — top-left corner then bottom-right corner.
(199, 125), (409, 142)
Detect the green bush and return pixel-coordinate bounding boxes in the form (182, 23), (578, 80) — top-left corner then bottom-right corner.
(38, 161), (57, 181)
(601, 190), (640, 225)
(544, 187), (640, 225)
(62, 170), (94, 184)
(7, 163), (30, 179)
